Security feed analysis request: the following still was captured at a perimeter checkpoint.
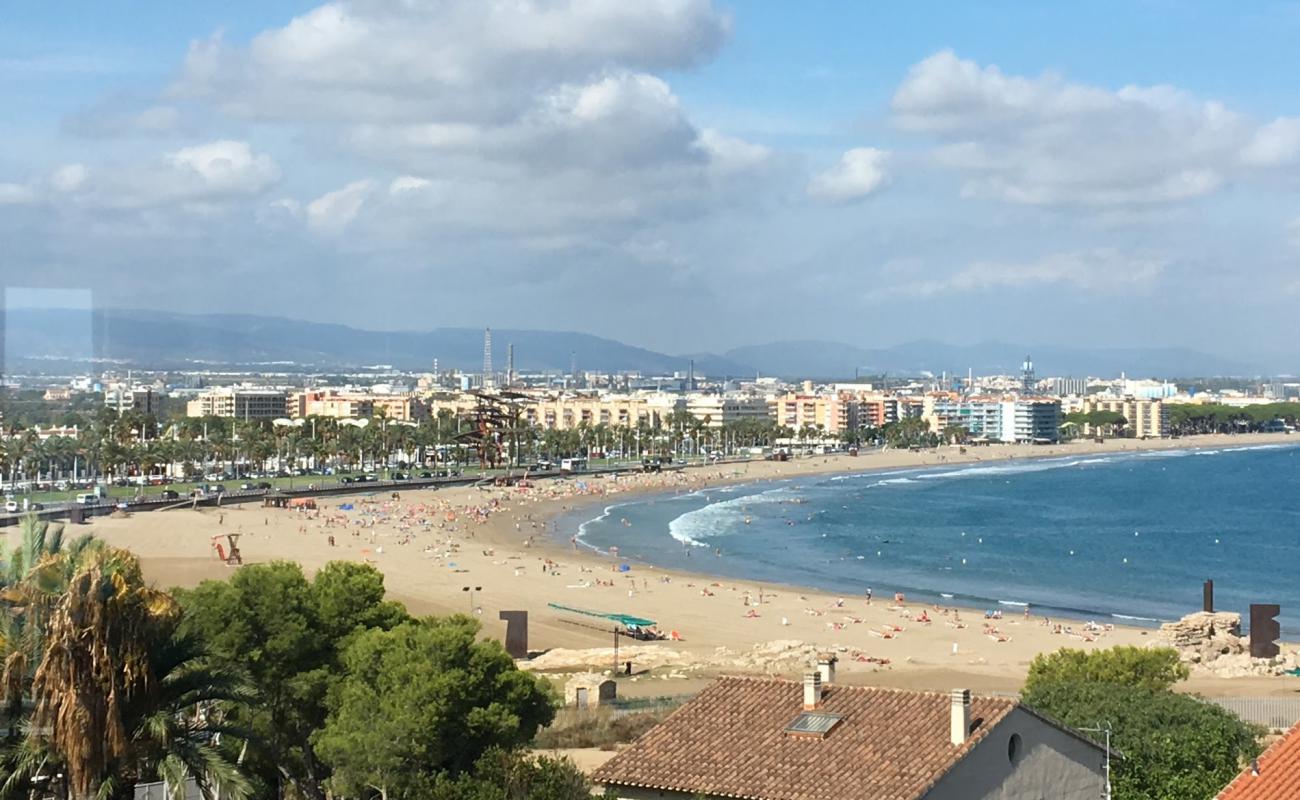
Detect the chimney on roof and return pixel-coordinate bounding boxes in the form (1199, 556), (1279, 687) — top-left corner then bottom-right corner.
(950, 689), (972, 746)
(816, 655), (836, 685)
(803, 672), (822, 710)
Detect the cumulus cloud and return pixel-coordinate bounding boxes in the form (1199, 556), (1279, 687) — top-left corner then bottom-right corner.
(167, 140), (279, 193)
(885, 250), (1166, 297)
(35, 140), (281, 209)
(892, 51), (1260, 206)
(807, 148), (889, 201)
(1241, 118), (1300, 167)
(174, 0), (730, 124)
(307, 179), (374, 232)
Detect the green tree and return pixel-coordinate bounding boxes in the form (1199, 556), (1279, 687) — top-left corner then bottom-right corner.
(314, 616), (555, 800)
(427, 750), (592, 800)
(176, 561), (409, 800)
(1024, 646), (1189, 695)
(1022, 681), (1260, 800)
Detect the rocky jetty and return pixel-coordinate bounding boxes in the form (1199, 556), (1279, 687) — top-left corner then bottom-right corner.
(1156, 611), (1300, 677)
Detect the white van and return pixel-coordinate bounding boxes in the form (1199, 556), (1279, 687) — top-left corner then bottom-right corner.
(75, 493), (99, 505)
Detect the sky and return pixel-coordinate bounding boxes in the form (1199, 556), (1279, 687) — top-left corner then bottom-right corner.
(3, 1), (1300, 363)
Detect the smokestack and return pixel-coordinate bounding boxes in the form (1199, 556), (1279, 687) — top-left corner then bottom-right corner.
(816, 655), (836, 685)
(803, 672), (822, 710)
(950, 689), (971, 746)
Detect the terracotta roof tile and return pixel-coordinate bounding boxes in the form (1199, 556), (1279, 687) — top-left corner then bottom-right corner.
(592, 677), (1020, 800)
(1217, 721), (1300, 800)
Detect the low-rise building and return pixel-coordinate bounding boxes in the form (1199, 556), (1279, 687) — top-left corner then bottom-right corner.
(186, 388), (288, 419)
(1215, 719), (1300, 799)
(594, 674), (1108, 800)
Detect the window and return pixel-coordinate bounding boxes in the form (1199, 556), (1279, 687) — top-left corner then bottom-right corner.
(1008, 733), (1022, 764)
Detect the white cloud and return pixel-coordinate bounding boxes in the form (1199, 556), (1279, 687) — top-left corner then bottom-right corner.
(51, 164), (89, 193)
(388, 176), (432, 194)
(807, 148), (889, 202)
(892, 50), (1257, 207)
(175, 0), (730, 124)
(886, 250), (1166, 297)
(37, 140), (280, 209)
(0, 183), (36, 205)
(167, 140), (279, 193)
(307, 179), (374, 232)
(1242, 118), (1300, 167)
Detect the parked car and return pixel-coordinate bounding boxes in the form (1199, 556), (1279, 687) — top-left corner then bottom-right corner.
(257, 481), (273, 490)
(161, 490), (180, 500)
(419, 471), (433, 479)
(240, 482), (255, 490)
(3, 500), (18, 513)
(391, 472), (408, 480)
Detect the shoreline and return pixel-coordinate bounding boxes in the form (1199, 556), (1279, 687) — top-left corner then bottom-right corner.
(75, 432), (1300, 696)
(542, 436), (1300, 626)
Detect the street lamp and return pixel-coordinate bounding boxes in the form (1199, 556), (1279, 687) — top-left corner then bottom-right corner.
(462, 585), (483, 614)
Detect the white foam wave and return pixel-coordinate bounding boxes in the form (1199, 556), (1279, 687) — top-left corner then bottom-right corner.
(998, 600), (1028, 607)
(667, 486), (795, 547)
(1111, 613), (1160, 622)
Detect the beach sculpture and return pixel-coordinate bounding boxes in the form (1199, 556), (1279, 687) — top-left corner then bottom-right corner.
(1249, 603), (1281, 659)
(1203, 579), (1214, 613)
(499, 610), (529, 659)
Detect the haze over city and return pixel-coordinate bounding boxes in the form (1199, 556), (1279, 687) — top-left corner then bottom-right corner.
(5, 2), (1300, 361)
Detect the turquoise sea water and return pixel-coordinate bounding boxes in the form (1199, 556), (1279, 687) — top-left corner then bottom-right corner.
(564, 443), (1300, 633)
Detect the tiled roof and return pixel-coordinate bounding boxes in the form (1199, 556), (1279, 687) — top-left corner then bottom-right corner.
(592, 677), (1018, 800)
(1217, 722), (1300, 800)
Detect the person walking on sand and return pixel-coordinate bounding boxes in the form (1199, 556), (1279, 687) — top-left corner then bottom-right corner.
(866, 587), (872, 605)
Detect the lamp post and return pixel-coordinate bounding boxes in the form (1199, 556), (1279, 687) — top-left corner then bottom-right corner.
(462, 585), (482, 614)
(1079, 723), (1113, 800)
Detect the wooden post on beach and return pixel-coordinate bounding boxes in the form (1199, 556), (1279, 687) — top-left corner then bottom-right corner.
(1203, 579), (1214, 613)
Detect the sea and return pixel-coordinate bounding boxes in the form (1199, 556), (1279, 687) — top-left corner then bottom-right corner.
(563, 443), (1300, 635)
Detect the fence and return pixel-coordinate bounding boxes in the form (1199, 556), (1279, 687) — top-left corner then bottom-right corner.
(608, 694), (690, 717)
(1210, 697), (1300, 730)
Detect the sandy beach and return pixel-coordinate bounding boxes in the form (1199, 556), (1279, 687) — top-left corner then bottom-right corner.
(72, 432), (1299, 696)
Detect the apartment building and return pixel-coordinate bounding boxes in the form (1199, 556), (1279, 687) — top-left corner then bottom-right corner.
(186, 388), (288, 419)
(685, 394), (772, 428)
(104, 386), (158, 415)
(290, 389), (425, 421)
(1079, 397), (1168, 438)
(925, 394), (1062, 443)
(772, 392), (856, 435)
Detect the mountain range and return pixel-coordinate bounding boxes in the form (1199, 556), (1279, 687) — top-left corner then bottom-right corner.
(1, 307), (1269, 378)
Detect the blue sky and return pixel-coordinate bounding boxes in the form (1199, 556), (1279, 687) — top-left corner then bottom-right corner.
(3, 1), (1300, 367)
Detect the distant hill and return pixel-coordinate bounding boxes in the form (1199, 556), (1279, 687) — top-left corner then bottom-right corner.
(2, 308), (751, 375)
(2, 308), (1263, 378)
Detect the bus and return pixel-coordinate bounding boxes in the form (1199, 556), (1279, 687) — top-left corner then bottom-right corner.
(559, 457), (587, 474)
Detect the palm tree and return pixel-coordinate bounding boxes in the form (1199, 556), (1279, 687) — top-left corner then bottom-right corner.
(16, 547), (250, 800)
